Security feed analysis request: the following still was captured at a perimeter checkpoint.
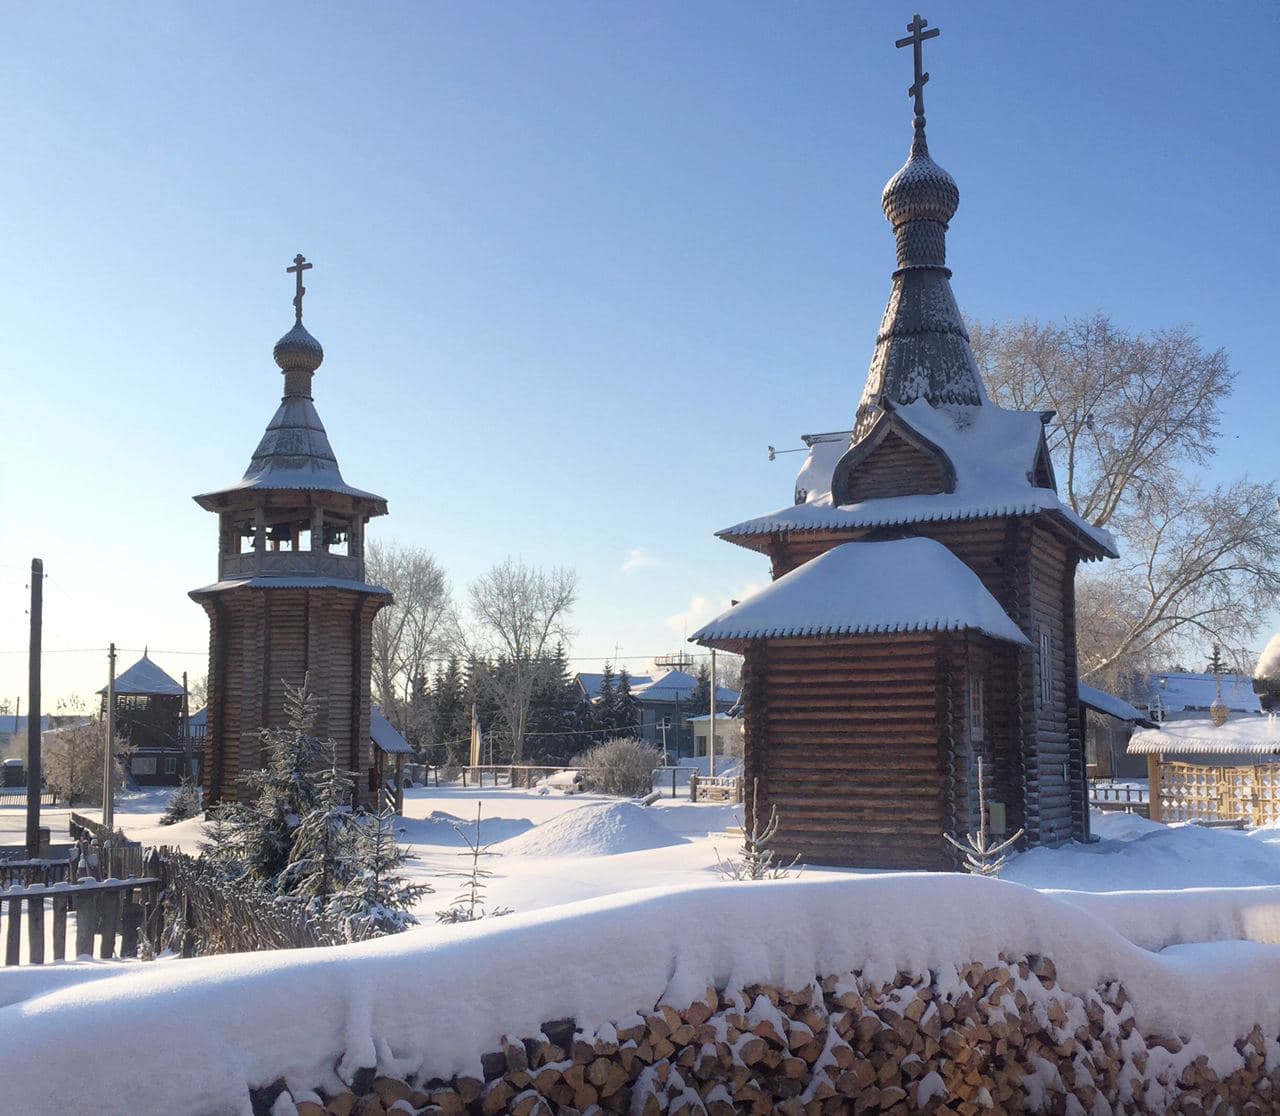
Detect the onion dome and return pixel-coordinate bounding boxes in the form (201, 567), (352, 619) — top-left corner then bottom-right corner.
(273, 321), (324, 375)
(882, 131), (959, 231)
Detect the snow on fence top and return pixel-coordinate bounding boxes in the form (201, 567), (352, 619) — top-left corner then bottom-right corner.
(691, 538), (1029, 647)
(4, 875), (1280, 1116)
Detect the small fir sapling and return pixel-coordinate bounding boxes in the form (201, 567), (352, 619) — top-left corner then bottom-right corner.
(329, 811), (430, 935)
(715, 778), (801, 881)
(436, 802), (512, 923)
(159, 778), (201, 826)
(944, 756), (1024, 877)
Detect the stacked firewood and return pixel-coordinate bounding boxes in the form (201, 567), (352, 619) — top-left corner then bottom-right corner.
(262, 953), (1279, 1115)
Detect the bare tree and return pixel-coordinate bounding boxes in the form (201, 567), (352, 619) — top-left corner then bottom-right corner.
(366, 541), (452, 741)
(466, 560), (577, 762)
(971, 315), (1233, 527)
(970, 314), (1280, 688)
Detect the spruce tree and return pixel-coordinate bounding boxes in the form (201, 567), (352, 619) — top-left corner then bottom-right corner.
(596, 663), (618, 739)
(331, 811), (431, 935)
(689, 662), (712, 717)
(616, 668), (638, 737)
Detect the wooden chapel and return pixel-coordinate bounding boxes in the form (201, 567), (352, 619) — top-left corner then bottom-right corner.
(190, 257), (392, 808)
(692, 17), (1117, 870)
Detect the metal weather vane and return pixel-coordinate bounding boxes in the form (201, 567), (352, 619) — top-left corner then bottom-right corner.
(287, 253), (313, 323)
(895, 13), (940, 120)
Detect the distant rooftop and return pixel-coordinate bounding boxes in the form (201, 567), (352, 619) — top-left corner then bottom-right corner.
(98, 654), (186, 697)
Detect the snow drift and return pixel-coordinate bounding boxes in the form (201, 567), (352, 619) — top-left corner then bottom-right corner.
(494, 801), (688, 857)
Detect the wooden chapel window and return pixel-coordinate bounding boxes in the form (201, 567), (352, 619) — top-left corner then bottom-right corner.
(968, 673), (985, 743)
(1038, 626), (1053, 709)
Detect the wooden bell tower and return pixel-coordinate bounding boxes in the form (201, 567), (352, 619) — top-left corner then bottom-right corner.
(191, 256), (390, 807)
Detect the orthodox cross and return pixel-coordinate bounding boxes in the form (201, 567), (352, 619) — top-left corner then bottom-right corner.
(895, 13), (940, 118)
(287, 254), (313, 322)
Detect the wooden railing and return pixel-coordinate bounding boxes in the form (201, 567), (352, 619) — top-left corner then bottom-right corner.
(0, 789), (58, 807)
(1087, 781), (1150, 816)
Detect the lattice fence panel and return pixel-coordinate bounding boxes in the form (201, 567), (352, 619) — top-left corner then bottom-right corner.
(1158, 761), (1280, 825)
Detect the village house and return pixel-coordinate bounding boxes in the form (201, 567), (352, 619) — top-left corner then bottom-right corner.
(692, 18), (1116, 870)
(98, 652), (191, 787)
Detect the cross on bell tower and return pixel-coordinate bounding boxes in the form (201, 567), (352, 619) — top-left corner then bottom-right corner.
(287, 254), (312, 323)
(895, 13), (940, 121)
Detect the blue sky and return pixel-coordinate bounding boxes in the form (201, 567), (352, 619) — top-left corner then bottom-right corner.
(2, 2), (1277, 708)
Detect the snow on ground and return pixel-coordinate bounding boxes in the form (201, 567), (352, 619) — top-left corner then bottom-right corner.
(3, 875), (1280, 1116)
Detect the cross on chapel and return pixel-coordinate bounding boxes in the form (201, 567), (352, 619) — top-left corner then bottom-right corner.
(287, 254), (313, 322)
(895, 13), (940, 119)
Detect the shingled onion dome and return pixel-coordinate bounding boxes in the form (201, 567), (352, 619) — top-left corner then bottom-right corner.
(273, 320), (324, 400)
(1253, 634), (1280, 713)
(849, 99), (986, 445)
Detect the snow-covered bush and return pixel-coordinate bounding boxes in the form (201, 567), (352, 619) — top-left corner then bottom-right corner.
(158, 778), (201, 826)
(575, 737), (660, 797)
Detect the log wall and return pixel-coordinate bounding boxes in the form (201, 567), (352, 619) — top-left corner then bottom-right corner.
(198, 585), (385, 809)
(746, 634), (950, 870)
(842, 430), (947, 504)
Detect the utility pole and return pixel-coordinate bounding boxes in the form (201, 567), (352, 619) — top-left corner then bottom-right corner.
(708, 649), (717, 779)
(25, 558), (43, 858)
(103, 643), (117, 832)
(181, 670), (192, 783)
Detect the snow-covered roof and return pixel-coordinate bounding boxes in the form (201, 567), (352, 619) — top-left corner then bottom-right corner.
(794, 433), (850, 505)
(575, 673), (654, 700)
(98, 654), (186, 697)
(190, 576), (391, 596)
(691, 538), (1030, 647)
(186, 707), (207, 737)
(728, 402), (1116, 558)
(1146, 672), (1260, 716)
(371, 706), (414, 755)
(1078, 683), (1152, 725)
(1128, 715), (1280, 756)
(630, 670), (739, 705)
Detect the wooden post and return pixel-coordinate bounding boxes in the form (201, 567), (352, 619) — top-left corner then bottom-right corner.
(26, 889), (45, 964)
(74, 887), (98, 958)
(103, 644), (117, 833)
(52, 894), (68, 961)
(181, 669), (193, 783)
(5, 895), (21, 965)
(395, 754), (404, 814)
(25, 558), (43, 859)
(690, 772), (700, 803)
(709, 649), (717, 779)
(1146, 753), (1163, 822)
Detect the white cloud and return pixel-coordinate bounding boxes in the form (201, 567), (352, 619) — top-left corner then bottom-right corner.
(619, 547), (660, 575)
(665, 580), (765, 638)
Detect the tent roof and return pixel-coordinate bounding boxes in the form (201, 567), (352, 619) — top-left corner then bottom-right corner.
(692, 538), (1030, 648)
(99, 655), (186, 697)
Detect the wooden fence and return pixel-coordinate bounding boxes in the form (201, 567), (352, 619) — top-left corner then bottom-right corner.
(1087, 781), (1150, 816)
(689, 773), (744, 804)
(1, 873), (158, 965)
(1153, 760), (1280, 826)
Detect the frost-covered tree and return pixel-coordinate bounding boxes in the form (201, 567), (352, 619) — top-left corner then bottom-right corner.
(971, 314), (1280, 691)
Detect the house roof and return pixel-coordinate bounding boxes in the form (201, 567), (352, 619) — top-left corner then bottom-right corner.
(631, 670), (739, 705)
(1128, 715), (1280, 756)
(575, 672), (654, 700)
(1078, 683), (1153, 726)
(371, 706), (414, 755)
(1147, 672), (1260, 716)
(691, 538), (1030, 648)
(98, 654), (186, 697)
(0, 715), (51, 736)
(725, 400), (1116, 559)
